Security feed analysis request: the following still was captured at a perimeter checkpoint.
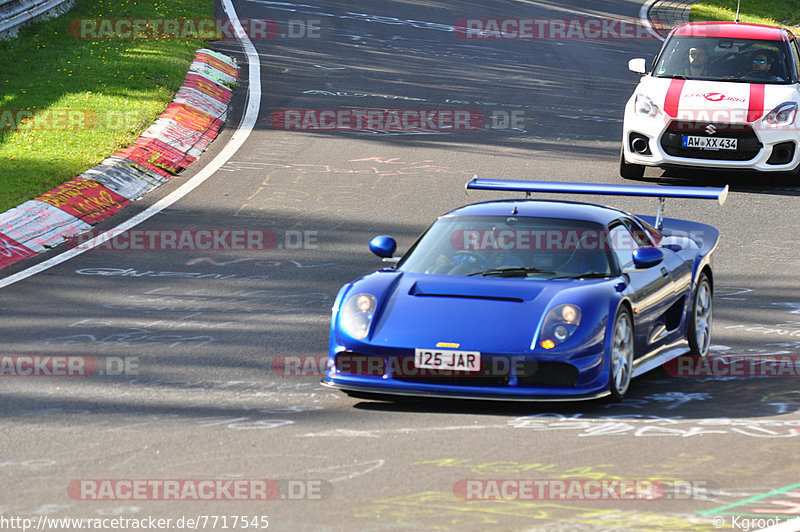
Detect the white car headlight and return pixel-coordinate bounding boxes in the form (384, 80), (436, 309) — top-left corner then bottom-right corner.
(763, 102), (798, 126)
(340, 293), (377, 339)
(634, 93), (661, 118)
(537, 304), (582, 350)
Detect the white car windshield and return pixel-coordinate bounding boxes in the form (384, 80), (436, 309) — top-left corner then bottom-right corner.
(653, 36), (792, 83)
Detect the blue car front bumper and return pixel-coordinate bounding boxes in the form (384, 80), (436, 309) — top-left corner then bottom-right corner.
(322, 343), (611, 401)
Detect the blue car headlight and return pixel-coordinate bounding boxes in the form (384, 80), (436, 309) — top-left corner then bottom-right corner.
(340, 293), (377, 339)
(538, 304), (582, 350)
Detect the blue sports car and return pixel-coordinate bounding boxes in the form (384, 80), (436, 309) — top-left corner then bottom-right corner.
(322, 179), (728, 401)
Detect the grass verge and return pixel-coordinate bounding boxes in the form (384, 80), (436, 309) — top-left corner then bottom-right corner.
(0, 0), (215, 213)
(691, 0), (800, 28)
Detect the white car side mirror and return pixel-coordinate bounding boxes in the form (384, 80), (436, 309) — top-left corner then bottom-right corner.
(628, 58), (647, 75)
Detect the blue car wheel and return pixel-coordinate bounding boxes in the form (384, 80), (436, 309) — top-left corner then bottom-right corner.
(609, 307), (634, 401)
(688, 273), (712, 357)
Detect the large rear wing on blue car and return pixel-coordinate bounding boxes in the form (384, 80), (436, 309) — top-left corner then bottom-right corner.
(465, 177), (728, 230)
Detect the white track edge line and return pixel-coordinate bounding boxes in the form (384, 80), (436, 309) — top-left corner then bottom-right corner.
(640, 0), (666, 42)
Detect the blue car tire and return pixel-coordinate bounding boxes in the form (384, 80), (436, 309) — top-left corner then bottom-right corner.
(688, 273), (712, 357)
(609, 306), (634, 401)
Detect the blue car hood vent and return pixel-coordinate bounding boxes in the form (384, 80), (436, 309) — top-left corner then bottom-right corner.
(408, 279), (541, 302)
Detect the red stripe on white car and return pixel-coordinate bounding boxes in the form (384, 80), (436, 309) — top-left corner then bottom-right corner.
(747, 83), (766, 122)
(663, 78), (685, 118)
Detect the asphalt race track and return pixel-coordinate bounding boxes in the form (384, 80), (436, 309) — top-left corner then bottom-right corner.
(2, 1), (800, 530)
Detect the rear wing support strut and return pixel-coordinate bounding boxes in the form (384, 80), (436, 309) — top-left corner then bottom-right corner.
(656, 196), (666, 231)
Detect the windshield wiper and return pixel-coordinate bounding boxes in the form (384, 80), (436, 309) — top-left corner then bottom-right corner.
(552, 272), (611, 280)
(702, 76), (746, 83)
(468, 267), (556, 278)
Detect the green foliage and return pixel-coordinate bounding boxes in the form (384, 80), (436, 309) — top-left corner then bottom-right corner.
(691, 0), (800, 28)
(0, 0), (215, 212)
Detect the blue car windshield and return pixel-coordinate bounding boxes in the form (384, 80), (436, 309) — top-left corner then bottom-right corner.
(396, 215), (614, 278)
(654, 36), (792, 83)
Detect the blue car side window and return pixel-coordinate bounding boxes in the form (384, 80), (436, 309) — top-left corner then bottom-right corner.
(608, 225), (636, 271)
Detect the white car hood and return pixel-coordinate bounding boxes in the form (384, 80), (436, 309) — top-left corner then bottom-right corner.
(637, 77), (797, 123)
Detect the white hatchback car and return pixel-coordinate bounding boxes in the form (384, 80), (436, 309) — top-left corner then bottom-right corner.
(621, 21), (800, 178)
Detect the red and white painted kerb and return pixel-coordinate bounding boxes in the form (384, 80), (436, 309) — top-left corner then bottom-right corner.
(0, 49), (237, 270)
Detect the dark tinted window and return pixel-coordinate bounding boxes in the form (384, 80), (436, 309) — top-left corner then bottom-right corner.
(654, 36), (791, 83)
(398, 215), (612, 278)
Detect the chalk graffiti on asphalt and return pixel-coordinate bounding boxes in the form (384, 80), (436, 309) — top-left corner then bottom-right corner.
(184, 257), (334, 268)
(699, 482), (800, 518)
(352, 491), (711, 531)
(41, 328), (215, 348)
(75, 267), (270, 280)
(508, 414), (800, 438)
(602, 392), (713, 410)
(412, 458), (624, 479)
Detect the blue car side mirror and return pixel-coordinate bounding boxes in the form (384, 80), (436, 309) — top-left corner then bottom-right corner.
(369, 235), (397, 258)
(632, 246), (664, 269)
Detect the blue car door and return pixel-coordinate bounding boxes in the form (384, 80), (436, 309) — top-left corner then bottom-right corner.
(607, 221), (689, 357)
